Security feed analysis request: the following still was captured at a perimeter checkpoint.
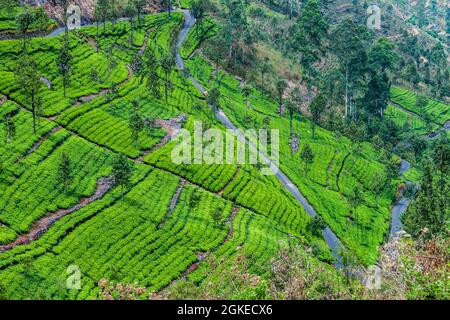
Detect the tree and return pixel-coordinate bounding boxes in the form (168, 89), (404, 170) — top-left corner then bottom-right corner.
(332, 19), (369, 119)
(95, 0), (110, 34)
(144, 48), (161, 98)
(53, 0), (70, 33)
(129, 104), (144, 148)
(191, 0), (206, 34)
(130, 52), (144, 77)
(124, 2), (137, 43)
(112, 155), (133, 197)
(364, 71), (390, 118)
(58, 152), (73, 192)
(211, 207), (224, 227)
(258, 57), (271, 96)
(285, 99), (297, 138)
(300, 144), (314, 174)
(385, 158), (399, 183)
(2, 113), (16, 143)
(109, 0), (120, 30)
(161, 54), (175, 109)
(163, 0), (172, 17)
(15, 5), (34, 47)
(289, 0), (328, 74)
(403, 160), (447, 238)
(369, 38), (397, 73)
(309, 93), (326, 139)
(431, 135), (450, 226)
(276, 79), (287, 106)
(372, 171), (386, 207)
(57, 34), (73, 97)
(241, 84), (252, 106)
(132, 0), (146, 27)
(206, 87), (221, 111)
(415, 95), (428, 113)
(15, 53), (43, 134)
(307, 215), (326, 237)
(204, 35), (225, 84)
(348, 187), (363, 218)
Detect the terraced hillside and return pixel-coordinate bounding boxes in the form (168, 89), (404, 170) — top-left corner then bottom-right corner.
(0, 11), (332, 299)
(1, 0), (446, 300)
(390, 86), (450, 128)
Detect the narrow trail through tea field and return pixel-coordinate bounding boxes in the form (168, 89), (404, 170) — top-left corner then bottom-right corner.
(0, 177), (112, 253)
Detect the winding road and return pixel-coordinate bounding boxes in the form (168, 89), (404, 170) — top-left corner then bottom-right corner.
(175, 9), (343, 265)
(390, 160), (411, 237)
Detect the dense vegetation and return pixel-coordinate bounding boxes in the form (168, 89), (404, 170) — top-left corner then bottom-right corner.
(0, 0), (448, 300)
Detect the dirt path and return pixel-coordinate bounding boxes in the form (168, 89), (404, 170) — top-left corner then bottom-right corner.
(217, 167), (240, 196)
(136, 114), (186, 163)
(225, 207), (240, 242)
(157, 179), (186, 230)
(0, 177), (112, 253)
(16, 126), (62, 163)
(168, 179), (186, 213)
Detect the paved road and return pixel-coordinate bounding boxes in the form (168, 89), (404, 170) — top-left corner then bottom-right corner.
(390, 160), (411, 237)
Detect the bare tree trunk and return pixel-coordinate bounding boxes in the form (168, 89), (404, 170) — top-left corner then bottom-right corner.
(345, 65), (349, 119)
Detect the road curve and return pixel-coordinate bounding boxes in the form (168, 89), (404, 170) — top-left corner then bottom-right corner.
(175, 9), (343, 266)
(389, 160), (411, 237)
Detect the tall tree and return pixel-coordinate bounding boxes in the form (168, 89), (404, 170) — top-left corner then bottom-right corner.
(95, 0), (110, 33)
(285, 99), (297, 138)
(289, 0), (328, 73)
(15, 5), (34, 47)
(163, 0), (172, 17)
(403, 160), (447, 238)
(206, 87), (221, 112)
(364, 71), (390, 118)
(112, 155), (133, 197)
(276, 79), (287, 106)
(332, 19), (369, 119)
(161, 54), (175, 109)
(191, 0), (206, 34)
(57, 34), (73, 97)
(124, 2), (137, 44)
(15, 53), (43, 134)
(129, 103), (144, 148)
(369, 38), (397, 73)
(204, 35), (225, 84)
(144, 47), (161, 98)
(300, 144), (314, 175)
(58, 152), (73, 192)
(54, 0), (70, 33)
(2, 113), (16, 144)
(309, 93), (326, 139)
(132, 0), (146, 27)
(431, 135), (450, 227)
